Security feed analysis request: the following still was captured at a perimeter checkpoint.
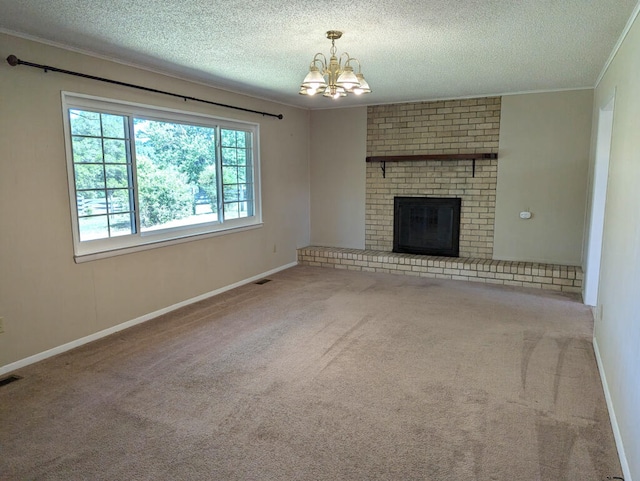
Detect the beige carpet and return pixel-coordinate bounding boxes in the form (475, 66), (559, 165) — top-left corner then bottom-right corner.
(0, 266), (621, 480)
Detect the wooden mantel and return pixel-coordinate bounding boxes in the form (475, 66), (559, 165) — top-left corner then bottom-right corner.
(365, 152), (498, 178)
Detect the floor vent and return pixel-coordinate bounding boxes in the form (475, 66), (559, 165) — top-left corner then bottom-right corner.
(0, 374), (22, 387)
(254, 279), (272, 285)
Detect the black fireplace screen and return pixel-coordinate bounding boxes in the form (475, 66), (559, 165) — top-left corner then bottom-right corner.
(393, 197), (461, 257)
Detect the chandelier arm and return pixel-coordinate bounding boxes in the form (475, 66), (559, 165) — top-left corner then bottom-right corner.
(338, 52), (352, 69)
(311, 53), (328, 69)
(348, 58), (362, 73)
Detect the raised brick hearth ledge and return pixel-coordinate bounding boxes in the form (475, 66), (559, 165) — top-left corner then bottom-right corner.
(297, 246), (582, 294)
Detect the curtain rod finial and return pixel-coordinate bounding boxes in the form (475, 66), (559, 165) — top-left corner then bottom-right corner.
(6, 55), (19, 66)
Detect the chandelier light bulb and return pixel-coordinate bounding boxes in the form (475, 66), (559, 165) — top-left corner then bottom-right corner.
(336, 65), (360, 91)
(353, 73), (371, 94)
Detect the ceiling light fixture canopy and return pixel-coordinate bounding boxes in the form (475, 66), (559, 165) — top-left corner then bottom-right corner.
(299, 30), (371, 99)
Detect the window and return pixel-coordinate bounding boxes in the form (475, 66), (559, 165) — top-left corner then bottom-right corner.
(62, 92), (261, 260)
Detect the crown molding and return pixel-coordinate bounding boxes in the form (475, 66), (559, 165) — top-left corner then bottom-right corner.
(595, 1), (640, 88)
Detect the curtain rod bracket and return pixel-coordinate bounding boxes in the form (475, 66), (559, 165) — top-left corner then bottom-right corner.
(6, 54), (284, 120)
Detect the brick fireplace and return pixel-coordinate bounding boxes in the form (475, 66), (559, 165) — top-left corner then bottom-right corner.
(365, 97), (501, 259)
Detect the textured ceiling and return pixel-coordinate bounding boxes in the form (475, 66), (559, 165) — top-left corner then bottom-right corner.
(0, 0), (637, 108)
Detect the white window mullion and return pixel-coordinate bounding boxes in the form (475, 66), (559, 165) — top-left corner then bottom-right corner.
(99, 114), (112, 238)
(128, 114), (142, 237)
(215, 127), (225, 224)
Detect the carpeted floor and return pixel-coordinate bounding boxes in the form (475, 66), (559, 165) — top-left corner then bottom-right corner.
(0, 266), (622, 480)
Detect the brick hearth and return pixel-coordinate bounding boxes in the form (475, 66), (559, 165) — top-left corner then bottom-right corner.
(297, 246), (582, 294)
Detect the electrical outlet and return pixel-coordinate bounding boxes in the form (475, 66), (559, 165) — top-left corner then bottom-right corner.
(0, 317), (4, 334)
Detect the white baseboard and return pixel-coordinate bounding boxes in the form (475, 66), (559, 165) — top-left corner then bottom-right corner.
(593, 336), (632, 481)
(0, 261), (298, 377)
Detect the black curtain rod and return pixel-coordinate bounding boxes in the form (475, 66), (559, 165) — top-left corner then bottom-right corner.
(6, 55), (284, 120)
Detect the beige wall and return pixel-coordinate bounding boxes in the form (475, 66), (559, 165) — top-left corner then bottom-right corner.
(493, 90), (593, 265)
(309, 108), (367, 248)
(590, 10), (640, 480)
(0, 34), (310, 368)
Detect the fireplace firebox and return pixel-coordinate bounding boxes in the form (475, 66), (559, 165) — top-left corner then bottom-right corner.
(393, 197), (461, 257)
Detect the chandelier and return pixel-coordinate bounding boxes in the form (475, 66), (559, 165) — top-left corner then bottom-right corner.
(299, 30), (371, 99)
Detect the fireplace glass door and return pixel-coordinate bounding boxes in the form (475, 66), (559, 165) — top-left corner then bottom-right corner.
(393, 197), (461, 257)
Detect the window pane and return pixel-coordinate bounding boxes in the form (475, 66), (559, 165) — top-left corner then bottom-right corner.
(223, 185), (239, 202)
(221, 129), (250, 148)
(70, 108), (135, 243)
(101, 114), (127, 139)
(103, 139), (128, 163)
(133, 119), (217, 232)
(237, 166), (247, 183)
(107, 189), (132, 214)
(109, 214), (135, 237)
(105, 164), (130, 189)
(224, 201), (249, 219)
(70, 110), (101, 137)
(236, 149), (247, 166)
(72, 137), (103, 163)
(222, 148), (237, 166)
(238, 184), (248, 201)
(88, 198), (108, 215)
(221, 129), (236, 147)
(237, 201), (249, 217)
(75, 164), (105, 190)
(77, 191), (106, 216)
(224, 202), (240, 219)
(221, 129), (252, 220)
(222, 166), (238, 184)
(79, 215), (109, 241)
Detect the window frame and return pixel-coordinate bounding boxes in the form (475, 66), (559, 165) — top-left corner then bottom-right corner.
(62, 91), (262, 262)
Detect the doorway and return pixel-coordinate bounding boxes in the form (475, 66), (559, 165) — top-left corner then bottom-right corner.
(583, 95), (615, 306)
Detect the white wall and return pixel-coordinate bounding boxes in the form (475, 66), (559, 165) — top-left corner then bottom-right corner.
(309, 108), (367, 249)
(493, 90), (593, 265)
(0, 33), (310, 369)
(590, 8), (640, 480)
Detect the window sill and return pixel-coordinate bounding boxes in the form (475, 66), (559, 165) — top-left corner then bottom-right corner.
(74, 222), (263, 263)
